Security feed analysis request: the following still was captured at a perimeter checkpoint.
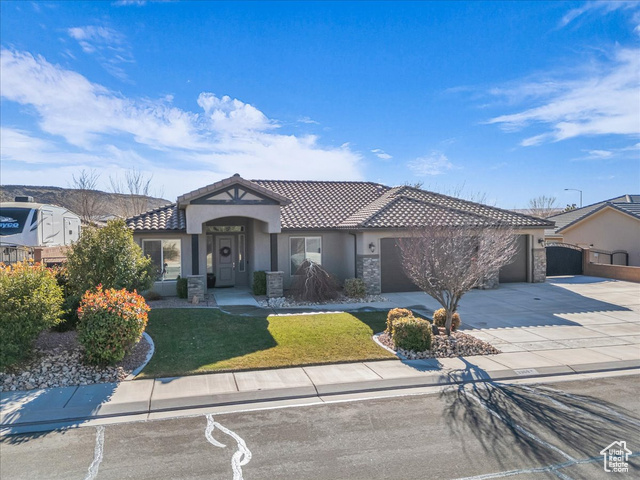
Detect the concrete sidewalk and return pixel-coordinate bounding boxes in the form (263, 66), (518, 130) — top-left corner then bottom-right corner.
(2, 276), (639, 435)
(3, 349), (639, 435)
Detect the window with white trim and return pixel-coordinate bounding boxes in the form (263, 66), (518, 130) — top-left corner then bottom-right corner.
(143, 239), (181, 281)
(290, 236), (321, 274)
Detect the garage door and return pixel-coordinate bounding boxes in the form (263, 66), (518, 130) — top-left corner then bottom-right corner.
(499, 234), (528, 283)
(380, 238), (420, 293)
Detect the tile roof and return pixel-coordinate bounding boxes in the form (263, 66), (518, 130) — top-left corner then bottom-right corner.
(127, 203), (185, 231)
(127, 178), (553, 232)
(546, 194), (640, 235)
(253, 180), (388, 229)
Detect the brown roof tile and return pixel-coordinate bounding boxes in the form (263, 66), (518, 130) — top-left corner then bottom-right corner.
(127, 178), (553, 232)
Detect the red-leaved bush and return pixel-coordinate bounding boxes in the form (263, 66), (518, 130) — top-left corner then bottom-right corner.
(77, 286), (150, 365)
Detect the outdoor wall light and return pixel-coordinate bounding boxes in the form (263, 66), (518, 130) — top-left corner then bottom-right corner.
(538, 238), (545, 245)
(369, 242), (376, 253)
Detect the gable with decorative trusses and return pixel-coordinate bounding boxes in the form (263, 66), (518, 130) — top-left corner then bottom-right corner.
(176, 173), (290, 209)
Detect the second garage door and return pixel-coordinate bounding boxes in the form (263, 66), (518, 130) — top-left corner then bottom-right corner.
(381, 234), (529, 292)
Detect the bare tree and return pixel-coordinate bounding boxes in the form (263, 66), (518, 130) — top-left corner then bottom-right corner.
(397, 224), (518, 335)
(109, 168), (162, 218)
(526, 195), (558, 218)
(68, 169), (105, 223)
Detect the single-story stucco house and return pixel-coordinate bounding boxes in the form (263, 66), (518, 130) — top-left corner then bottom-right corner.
(545, 194), (640, 266)
(126, 174), (553, 296)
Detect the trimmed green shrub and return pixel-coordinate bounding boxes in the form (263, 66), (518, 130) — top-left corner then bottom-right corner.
(392, 317), (432, 352)
(0, 261), (64, 368)
(176, 275), (188, 299)
(344, 278), (366, 298)
(77, 286), (150, 365)
(386, 308), (414, 333)
(66, 219), (155, 300)
(433, 308), (461, 332)
(252, 271), (267, 296)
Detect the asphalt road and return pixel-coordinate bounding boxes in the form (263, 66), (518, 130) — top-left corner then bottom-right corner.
(2, 375), (639, 480)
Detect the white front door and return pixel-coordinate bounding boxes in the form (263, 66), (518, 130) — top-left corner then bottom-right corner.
(216, 235), (235, 287)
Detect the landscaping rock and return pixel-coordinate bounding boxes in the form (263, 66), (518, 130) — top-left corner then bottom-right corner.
(377, 330), (501, 358)
(260, 293), (388, 308)
(0, 330), (151, 392)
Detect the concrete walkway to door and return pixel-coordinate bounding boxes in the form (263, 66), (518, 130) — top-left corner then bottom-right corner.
(211, 286), (260, 307)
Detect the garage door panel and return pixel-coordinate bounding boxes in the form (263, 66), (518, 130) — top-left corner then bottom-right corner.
(380, 238), (421, 293)
(499, 235), (528, 283)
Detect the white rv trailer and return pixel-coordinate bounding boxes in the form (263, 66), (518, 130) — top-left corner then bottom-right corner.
(0, 197), (81, 249)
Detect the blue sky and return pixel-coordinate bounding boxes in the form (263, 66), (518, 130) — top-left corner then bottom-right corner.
(1, 1), (638, 209)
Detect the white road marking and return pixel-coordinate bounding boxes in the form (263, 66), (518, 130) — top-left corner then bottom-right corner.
(83, 426), (105, 480)
(205, 414), (252, 480)
(463, 387), (576, 462)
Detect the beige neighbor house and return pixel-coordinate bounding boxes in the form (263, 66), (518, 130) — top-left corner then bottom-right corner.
(126, 174), (553, 296)
(546, 195), (640, 266)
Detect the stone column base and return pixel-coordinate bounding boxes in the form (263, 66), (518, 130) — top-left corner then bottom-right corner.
(187, 275), (205, 302)
(356, 255), (381, 295)
(266, 271), (284, 298)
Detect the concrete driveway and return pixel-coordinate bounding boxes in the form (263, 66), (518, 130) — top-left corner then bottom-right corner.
(386, 275), (640, 364)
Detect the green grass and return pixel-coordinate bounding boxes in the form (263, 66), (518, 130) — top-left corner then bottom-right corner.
(140, 309), (393, 377)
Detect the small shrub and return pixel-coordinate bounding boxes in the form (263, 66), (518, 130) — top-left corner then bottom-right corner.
(386, 308), (414, 333)
(0, 261), (64, 368)
(176, 276), (188, 299)
(144, 290), (163, 301)
(392, 317), (432, 352)
(252, 271), (267, 296)
(344, 278), (366, 298)
(77, 286), (150, 365)
(291, 260), (338, 302)
(432, 308), (461, 332)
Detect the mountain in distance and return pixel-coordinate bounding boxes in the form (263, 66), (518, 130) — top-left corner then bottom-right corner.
(0, 185), (171, 221)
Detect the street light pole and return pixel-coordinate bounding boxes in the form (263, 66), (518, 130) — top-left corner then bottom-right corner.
(564, 188), (583, 208)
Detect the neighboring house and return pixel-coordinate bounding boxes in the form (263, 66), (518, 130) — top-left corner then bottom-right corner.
(126, 174), (553, 296)
(546, 195), (640, 266)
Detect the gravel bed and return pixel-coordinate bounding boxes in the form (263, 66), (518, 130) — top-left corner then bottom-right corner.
(1, 330), (151, 392)
(377, 329), (501, 359)
(259, 294), (388, 308)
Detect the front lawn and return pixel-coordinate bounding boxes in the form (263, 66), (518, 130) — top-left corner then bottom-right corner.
(140, 309), (393, 377)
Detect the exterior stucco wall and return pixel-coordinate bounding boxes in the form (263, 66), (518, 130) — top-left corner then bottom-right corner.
(277, 230), (355, 288)
(185, 204), (282, 234)
(559, 208), (640, 266)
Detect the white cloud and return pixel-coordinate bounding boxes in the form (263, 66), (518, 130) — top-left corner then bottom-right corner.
(571, 143), (640, 161)
(487, 48), (640, 146)
(297, 116), (319, 125)
(67, 25), (133, 80)
(197, 93), (276, 134)
(0, 49), (363, 199)
(407, 152), (454, 176)
(560, 1), (640, 27)
(371, 148), (392, 160)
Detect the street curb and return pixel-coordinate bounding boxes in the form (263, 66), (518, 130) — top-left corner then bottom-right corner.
(3, 362), (639, 435)
(127, 332), (155, 380)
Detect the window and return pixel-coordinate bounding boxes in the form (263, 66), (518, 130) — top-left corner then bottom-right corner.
(143, 239), (181, 281)
(206, 225), (245, 233)
(238, 234), (246, 272)
(290, 236), (321, 274)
